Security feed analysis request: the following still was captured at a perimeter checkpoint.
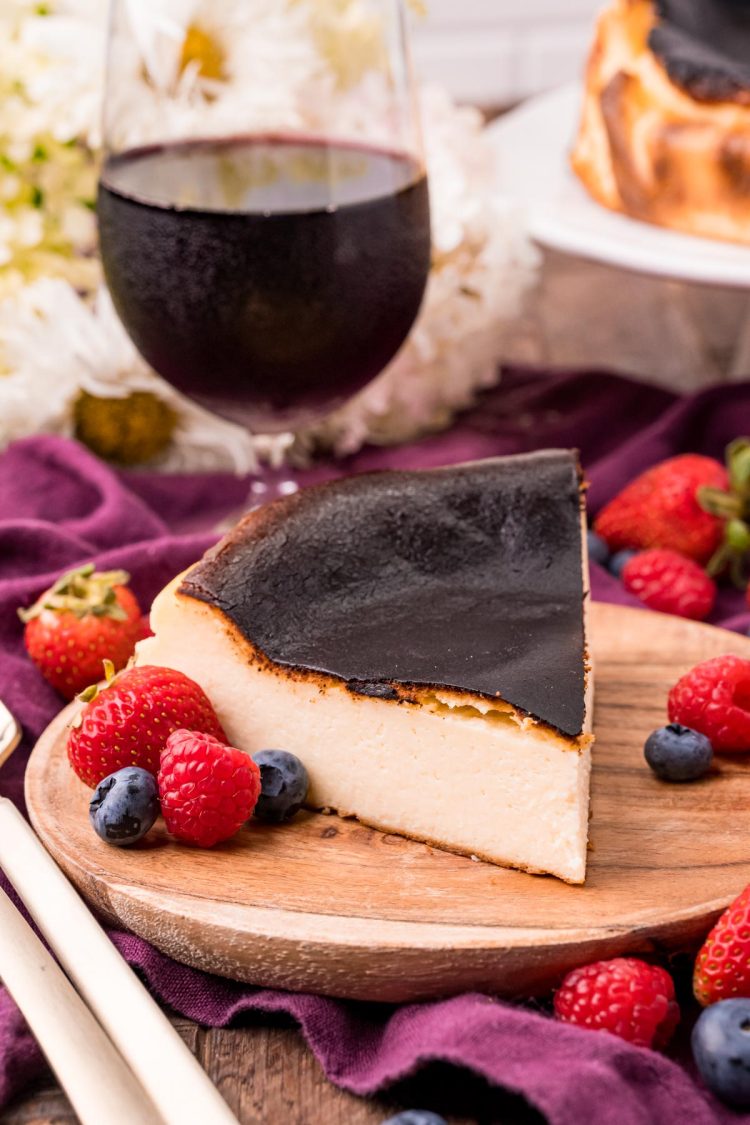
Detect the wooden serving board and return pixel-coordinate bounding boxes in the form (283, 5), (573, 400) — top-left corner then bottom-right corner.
(25, 603), (750, 1003)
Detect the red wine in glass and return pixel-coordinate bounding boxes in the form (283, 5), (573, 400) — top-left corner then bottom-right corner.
(98, 136), (431, 432)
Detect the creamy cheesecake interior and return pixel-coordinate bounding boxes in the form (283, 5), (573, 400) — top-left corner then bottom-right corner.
(137, 453), (594, 883)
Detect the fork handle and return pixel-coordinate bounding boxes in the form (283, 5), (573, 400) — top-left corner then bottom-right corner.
(0, 798), (238, 1125)
(0, 700), (20, 768)
(0, 886), (161, 1125)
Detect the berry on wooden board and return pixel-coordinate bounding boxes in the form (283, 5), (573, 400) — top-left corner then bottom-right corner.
(67, 664), (227, 788)
(694, 884), (750, 1006)
(252, 750), (309, 823)
(553, 957), (679, 1048)
(594, 454), (728, 564)
(644, 724), (713, 782)
(158, 730), (261, 848)
(622, 549), (716, 621)
(668, 655), (750, 753)
(19, 564), (143, 700)
(89, 766), (159, 846)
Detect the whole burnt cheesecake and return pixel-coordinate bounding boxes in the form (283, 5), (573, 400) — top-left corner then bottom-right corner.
(572, 0), (750, 243)
(137, 451), (594, 883)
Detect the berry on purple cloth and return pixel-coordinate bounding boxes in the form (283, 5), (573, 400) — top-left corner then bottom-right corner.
(587, 530), (610, 566)
(609, 549), (638, 579)
(381, 1114), (447, 1125)
(692, 999), (750, 1108)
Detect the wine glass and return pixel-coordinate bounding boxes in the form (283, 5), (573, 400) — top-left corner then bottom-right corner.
(97, 0), (431, 495)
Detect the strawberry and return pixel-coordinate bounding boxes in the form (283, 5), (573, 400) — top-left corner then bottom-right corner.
(594, 454), (728, 564)
(698, 439), (750, 586)
(694, 884), (750, 1006)
(67, 664), (227, 788)
(136, 614), (153, 641)
(19, 564), (143, 700)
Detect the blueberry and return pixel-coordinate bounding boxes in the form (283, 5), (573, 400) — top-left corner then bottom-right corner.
(381, 1114), (447, 1125)
(89, 767), (159, 846)
(587, 530), (610, 566)
(609, 548), (638, 578)
(692, 999), (750, 1108)
(252, 750), (309, 823)
(644, 723), (713, 782)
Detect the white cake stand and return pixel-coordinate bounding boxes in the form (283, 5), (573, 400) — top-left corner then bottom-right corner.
(487, 84), (750, 291)
(488, 84), (750, 375)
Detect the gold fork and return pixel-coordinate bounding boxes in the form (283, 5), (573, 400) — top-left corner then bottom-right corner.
(0, 699), (20, 768)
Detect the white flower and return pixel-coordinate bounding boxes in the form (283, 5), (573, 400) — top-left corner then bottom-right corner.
(0, 3), (101, 292)
(0, 279), (258, 472)
(10, 0), (106, 148)
(105, 0), (419, 153)
(105, 0), (323, 149)
(14, 208), (44, 248)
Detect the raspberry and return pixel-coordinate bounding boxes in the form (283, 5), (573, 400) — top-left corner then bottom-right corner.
(158, 730), (261, 847)
(668, 655), (750, 753)
(553, 957), (679, 1048)
(622, 549), (715, 621)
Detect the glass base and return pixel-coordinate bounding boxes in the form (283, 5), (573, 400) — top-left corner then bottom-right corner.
(213, 467), (301, 533)
(247, 471), (300, 507)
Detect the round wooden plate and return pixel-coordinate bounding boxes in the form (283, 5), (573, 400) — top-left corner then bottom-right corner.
(26, 603), (750, 1002)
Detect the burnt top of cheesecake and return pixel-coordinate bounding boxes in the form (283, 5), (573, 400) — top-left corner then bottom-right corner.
(650, 1), (750, 103)
(181, 451), (588, 738)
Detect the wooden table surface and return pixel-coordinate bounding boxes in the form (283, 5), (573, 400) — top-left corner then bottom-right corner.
(5, 247), (750, 1125)
(3, 1018), (546, 1124)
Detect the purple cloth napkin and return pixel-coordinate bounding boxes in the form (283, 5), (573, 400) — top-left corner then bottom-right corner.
(3, 366), (750, 1125)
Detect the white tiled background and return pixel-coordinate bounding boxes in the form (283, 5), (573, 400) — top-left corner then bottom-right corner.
(411, 0), (602, 106)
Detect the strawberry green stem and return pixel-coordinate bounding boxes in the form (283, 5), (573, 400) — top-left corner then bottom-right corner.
(18, 564), (131, 623)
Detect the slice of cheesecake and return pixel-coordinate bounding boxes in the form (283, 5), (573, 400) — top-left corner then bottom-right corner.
(137, 451), (594, 882)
